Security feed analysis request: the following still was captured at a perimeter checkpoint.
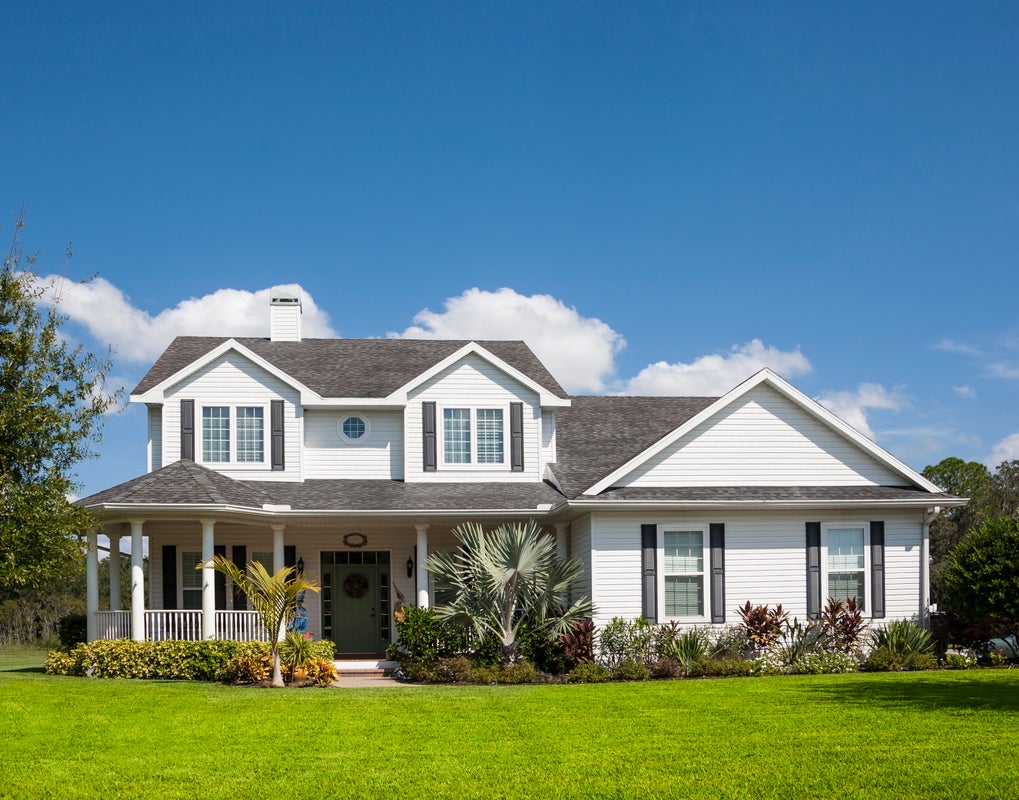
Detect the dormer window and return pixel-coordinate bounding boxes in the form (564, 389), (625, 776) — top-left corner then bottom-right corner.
(339, 415), (370, 444)
(442, 407), (505, 465)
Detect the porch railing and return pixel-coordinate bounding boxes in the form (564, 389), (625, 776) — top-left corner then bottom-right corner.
(92, 610), (269, 642)
(95, 610), (131, 640)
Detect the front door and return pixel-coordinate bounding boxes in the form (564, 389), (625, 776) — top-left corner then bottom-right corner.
(320, 551), (391, 655)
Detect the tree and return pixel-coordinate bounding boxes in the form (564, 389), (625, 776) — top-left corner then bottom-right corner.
(0, 214), (119, 597)
(922, 457), (991, 564)
(939, 515), (1019, 641)
(203, 557), (319, 688)
(425, 520), (593, 665)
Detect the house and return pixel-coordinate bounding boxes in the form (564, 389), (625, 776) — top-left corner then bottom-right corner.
(78, 292), (964, 655)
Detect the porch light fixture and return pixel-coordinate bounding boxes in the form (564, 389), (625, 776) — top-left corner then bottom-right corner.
(406, 557), (414, 578)
(297, 557), (304, 575)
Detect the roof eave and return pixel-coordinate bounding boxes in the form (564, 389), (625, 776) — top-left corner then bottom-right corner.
(566, 497), (967, 511)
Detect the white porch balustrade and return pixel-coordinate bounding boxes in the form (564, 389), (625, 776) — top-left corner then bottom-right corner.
(215, 611), (269, 642)
(90, 610), (267, 642)
(145, 610), (202, 641)
(95, 610), (131, 640)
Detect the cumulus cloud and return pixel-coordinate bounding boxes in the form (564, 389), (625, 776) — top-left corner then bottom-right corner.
(935, 338), (982, 356)
(953, 385), (976, 399)
(622, 339), (812, 396)
(389, 287), (625, 393)
(816, 383), (903, 440)
(37, 278), (337, 363)
(988, 432), (1019, 467)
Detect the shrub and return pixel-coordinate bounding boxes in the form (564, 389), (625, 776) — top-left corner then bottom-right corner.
(280, 632), (315, 681)
(663, 628), (712, 671)
(711, 625), (751, 659)
(771, 618), (824, 669)
(737, 602), (788, 651)
(435, 656), (474, 684)
(697, 657), (759, 678)
(870, 620), (935, 658)
(650, 657), (684, 679)
(302, 657), (337, 686)
(789, 651), (859, 675)
(612, 658), (650, 681)
(864, 646), (937, 672)
(45, 640), (269, 681)
(390, 606), (496, 666)
(57, 613), (87, 650)
(942, 647), (976, 670)
(519, 624), (571, 674)
(560, 618), (596, 664)
(820, 597), (868, 654)
(223, 654), (270, 684)
(569, 662), (611, 683)
(599, 617), (656, 667)
(495, 660), (537, 684)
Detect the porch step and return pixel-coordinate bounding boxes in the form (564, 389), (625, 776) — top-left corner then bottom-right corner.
(333, 659), (399, 676)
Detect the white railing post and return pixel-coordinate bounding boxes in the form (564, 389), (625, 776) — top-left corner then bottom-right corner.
(416, 523), (429, 608)
(130, 520), (145, 641)
(86, 530), (99, 642)
(201, 519), (216, 640)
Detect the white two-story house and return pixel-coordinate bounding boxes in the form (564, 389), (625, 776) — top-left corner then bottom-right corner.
(79, 293), (963, 655)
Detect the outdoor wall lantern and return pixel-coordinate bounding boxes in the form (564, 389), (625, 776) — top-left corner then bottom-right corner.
(297, 557), (305, 575)
(406, 556), (414, 578)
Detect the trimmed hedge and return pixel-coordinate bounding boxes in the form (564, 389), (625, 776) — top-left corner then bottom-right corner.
(46, 639), (336, 682)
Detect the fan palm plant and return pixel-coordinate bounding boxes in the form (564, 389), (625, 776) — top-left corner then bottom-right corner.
(425, 520), (593, 665)
(201, 556), (320, 687)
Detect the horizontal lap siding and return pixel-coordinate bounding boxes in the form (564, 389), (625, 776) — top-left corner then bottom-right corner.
(588, 509), (924, 628)
(163, 353), (302, 481)
(541, 412), (556, 465)
(621, 385), (900, 487)
(147, 405), (162, 472)
(304, 410), (404, 479)
(569, 515), (593, 603)
(405, 355), (543, 483)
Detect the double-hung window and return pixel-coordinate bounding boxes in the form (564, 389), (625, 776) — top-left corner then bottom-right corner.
(663, 529), (706, 618)
(442, 407), (505, 466)
(181, 551), (203, 609)
(825, 525), (867, 611)
(201, 405), (265, 465)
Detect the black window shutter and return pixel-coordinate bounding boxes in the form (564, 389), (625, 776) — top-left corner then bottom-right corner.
(180, 399), (195, 461)
(270, 399), (285, 471)
(870, 521), (886, 618)
(709, 523), (726, 623)
(214, 544), (226, 609)
(162, 545), (178, 610)
(806, 522), (822, 619)
(422, 401), (437, 472)
(231, 545), (247, 610)
(641, 524), (657, 623)
(510, 402), (524, 472)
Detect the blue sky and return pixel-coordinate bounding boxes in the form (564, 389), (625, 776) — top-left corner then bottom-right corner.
(4, 1), (1018, 497)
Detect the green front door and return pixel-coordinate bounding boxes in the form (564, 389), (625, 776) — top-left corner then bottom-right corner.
(320, 551), (391, 655)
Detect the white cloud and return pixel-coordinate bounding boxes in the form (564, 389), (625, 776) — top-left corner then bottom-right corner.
(622, 339), (812, 396)
(390, 287), (625, 393)
(953, 385), (976, 399)
(935, 338), (982, 356)
(816, 383), (903, 440)
(37, 278), (336, 363)
(988, 432), (1019, 467)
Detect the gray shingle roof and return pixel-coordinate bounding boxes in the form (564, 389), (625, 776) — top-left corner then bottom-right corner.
(132, 337), (568, 398)
(78, 461), (566, 512)
(550, 396), (717, 497)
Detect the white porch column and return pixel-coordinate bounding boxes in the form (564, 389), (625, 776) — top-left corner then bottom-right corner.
(86, 530), (99, 642)
(555, 523), (569, 562)
(921, 507), (936, 627)
(130, 520), (145, 641)
(272, 524), (285, 574)
(201, 519), (216, 640)
(415, 523), (429, 608)
(108, 533), (122, 611)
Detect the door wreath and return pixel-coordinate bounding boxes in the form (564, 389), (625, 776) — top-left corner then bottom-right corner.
(343, 573), (370, 599)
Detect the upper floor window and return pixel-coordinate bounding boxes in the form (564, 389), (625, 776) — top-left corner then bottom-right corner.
(339, 415), (370, 444)
(442, 407), (505, 465)
(201, 405), (265, 465)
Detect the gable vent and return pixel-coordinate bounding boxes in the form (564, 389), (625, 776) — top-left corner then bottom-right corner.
(270, 291), (302, 342)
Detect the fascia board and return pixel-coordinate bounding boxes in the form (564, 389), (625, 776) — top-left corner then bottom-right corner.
(583, 368), (943, 496)
(385, 342), (571, 407)
(129, 339), (321, 405)
(566, 497), (969, 512)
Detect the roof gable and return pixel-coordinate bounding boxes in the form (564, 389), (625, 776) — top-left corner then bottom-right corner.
(583, 369), (943, 496)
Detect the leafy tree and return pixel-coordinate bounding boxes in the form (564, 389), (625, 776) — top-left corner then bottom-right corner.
(203, 557), (319, 687)
(425, 520), (593, 666)
(922, 457), (991, 565)
(0, 214), (119, 597)
(939, 515), (1019, 640)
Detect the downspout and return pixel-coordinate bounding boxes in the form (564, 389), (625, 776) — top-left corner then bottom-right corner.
(920, 506), (940, 627)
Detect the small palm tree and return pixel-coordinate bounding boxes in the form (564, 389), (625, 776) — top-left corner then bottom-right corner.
(425, 520), (593, 665)
(201, 556), (320, 688)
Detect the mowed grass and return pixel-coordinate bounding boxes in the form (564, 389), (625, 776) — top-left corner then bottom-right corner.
(2, 648), (1018, 799)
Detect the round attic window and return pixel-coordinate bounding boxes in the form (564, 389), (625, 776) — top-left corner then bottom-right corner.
(339, 415), (369, 443)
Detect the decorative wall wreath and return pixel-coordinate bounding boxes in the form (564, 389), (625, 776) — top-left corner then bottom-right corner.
(343, 573), (370, 599)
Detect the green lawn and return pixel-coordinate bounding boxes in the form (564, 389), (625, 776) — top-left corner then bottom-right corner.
(2, 647), (1017, 799)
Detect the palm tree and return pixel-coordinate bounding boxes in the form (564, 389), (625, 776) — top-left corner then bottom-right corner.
(425, 520), (593, 665)
(201, 556), (320, 688)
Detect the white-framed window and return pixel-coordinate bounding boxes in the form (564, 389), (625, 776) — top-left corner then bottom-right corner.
(252, 551), (274, 574)
(441, 406), (506, 467)
(338, 415), (370, 444)
(182, 551), (203, 609)
(662, 527), (707, 620)
(199, 404), (268, 466)
(823, 523), (868, 612)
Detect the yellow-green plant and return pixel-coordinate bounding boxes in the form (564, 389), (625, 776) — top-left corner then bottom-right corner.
(201, 557), (320, 687)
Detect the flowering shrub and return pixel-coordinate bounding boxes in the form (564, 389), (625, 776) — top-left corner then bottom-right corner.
(942, 646), (976, 670)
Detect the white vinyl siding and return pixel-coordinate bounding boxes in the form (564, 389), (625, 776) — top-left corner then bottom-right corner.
(304, 410), (404, 480)
(147, 404), (162, 472)
(618, 384), (902, 488)
(162, 351), (302, 481)
(405, 353), (542, 483)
